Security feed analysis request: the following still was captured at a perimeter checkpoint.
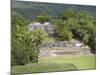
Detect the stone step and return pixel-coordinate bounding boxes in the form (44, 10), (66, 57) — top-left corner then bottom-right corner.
(38, 49), (92, 58)
(40, 47), (91, 51)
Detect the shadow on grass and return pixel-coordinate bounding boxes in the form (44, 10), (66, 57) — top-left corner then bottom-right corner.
(11, 63), (78, 75)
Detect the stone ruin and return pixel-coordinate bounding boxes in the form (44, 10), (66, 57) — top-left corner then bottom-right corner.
(26, 22), (92, 58)
(40, 40), (90, 49)
(39, 40), (92, 58)
(40, 41), (68, 48)
(38, 49), (91, 58)
(27, 22), (56, 37)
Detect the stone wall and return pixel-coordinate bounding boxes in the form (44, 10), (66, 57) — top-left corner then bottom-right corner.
(41, 41), (68, 48)
(38, 48), (92, 58)
(39, 40), (92, 58)
(27, 22), (56, 37)
(40, 41), (89, 49)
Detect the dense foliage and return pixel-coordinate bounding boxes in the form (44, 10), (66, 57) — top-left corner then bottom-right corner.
(36, 13), (51, 23)
(52, 10), (96, 53)
(11, 1), (96, 66)
(12, 0), (95, 22)
(11, 14), (45, 66)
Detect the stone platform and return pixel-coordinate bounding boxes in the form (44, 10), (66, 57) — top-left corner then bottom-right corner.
(38, 47), (92, 58)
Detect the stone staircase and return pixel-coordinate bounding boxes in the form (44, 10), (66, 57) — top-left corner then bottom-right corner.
(38, 47), (93, 58)
(38, 40), (93, 58)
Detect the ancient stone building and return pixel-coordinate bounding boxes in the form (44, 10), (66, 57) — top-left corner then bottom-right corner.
(27, 22), (92, 59)
(27, 22), (56, 37)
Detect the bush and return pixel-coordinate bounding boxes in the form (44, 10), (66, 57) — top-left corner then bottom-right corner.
(36, 12), (51, 23)
(11, 14), (46, 66)
(53, 10), (96, 52)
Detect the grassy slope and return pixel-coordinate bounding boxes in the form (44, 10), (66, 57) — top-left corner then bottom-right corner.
(11, 55), (96, 74)
(39, 55), (96, 69)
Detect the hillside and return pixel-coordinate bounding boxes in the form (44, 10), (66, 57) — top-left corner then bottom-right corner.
(11, 0), (96, 22)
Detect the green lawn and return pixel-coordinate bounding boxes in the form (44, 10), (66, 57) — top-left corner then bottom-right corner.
(39, 55), (96, 69)
(11, 55), (96, 74)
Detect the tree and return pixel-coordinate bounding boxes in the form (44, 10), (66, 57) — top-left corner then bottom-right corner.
(11, 14), (46, 66)
(53, 10), (96, 53)
(59, 9), (76, 20)
(52, 19), (73, 41)
(12, 26), (45, 65)
(36, 12), (51, 23)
